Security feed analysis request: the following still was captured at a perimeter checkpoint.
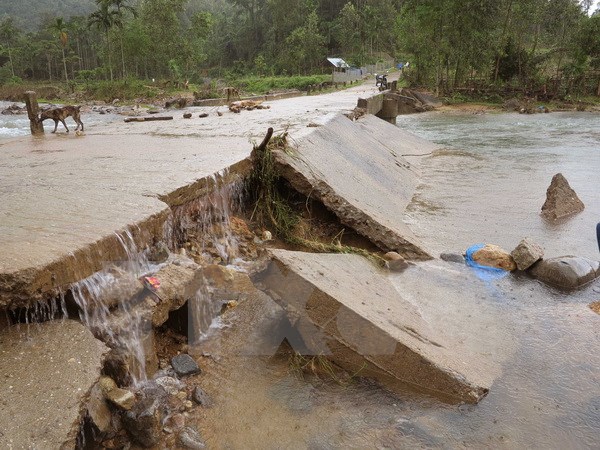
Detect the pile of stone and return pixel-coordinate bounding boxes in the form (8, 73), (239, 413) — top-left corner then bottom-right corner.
(443, 238), (599, 290)
(88, 353), (208, 449)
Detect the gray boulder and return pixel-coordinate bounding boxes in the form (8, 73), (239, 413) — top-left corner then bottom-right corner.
(440, 252), (466, 264)
(529, 256), (600, 289)
(511, 238), (544, 271)
(171, 354), (201, 377)
(179, 426), (206, 449)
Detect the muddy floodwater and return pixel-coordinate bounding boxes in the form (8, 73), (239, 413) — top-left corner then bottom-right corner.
(192, 111), (600, 449)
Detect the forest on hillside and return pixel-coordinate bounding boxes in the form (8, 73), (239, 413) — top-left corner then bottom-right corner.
(0, 0), (599, 98)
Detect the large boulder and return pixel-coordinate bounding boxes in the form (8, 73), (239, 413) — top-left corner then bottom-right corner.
(472, 244), (517, 271)
(541, 173), (585, 220)
(529, 256), (600, 289)
(511, 238), (544, 271)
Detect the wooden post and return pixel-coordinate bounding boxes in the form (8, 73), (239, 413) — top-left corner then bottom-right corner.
(24, 91), (44, 135)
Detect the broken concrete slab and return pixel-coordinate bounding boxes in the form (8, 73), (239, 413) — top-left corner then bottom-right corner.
(256, 249), (491, 403)
(277, 114), (437, 260)
(529, 256), (600, 289)
(0, 320), (108, 449)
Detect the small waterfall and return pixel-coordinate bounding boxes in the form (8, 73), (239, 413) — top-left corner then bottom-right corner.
(71, 229), (155, 386)
(171, 170), (245, 264)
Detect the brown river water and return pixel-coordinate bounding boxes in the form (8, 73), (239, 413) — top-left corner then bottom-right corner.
(2, 105), (598, 448)
(189, 111), (600, 449)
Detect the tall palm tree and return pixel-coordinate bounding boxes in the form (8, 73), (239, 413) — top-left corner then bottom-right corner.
(108, 0), (137, 78)
(49, 18), (69, 83)
(88, 2), (119, 80)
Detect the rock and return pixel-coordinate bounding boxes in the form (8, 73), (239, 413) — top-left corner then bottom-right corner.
(192, 386), (213, 407)
(272, 114), (434, 260)
(171, 354), (201, 377)
(541, 173), (585, 220)
(103, 349), (132, 387)
(123, 397), (163, 448)
(155, 376), (185, 395)
(262, 230), (273, 241)
(99, 375), (118, 394)
(198, 113), (209, 118)
(99, 375), (136, 410)
(529, 256), (600, 289)
(383, 252), (409, 272)
(255, 250), (491, 404)
(164, 413), (186, 431)
(106, 387), (136, 411)
(440, 252), (465, 264)
(589, 301), (600, 315)
(203, 264), (235, 288)
(86, 383), (114, 434)
(0, 320), (108, 450)
(472, 244), (517, 271)
(179, 426), (206, 449)
(147, 242), (170, 263)
(511, 238), (544, 271)
(183, 113), (192, 119)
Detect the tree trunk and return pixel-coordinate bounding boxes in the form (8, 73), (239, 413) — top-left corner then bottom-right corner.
(106, 31), (114, 81)
(120, 34), (126, 78)
(62, 47), (69, 83)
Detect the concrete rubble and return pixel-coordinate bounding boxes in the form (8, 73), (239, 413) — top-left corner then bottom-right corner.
(276, 114), (438, 260)
(0, 320), (108, 449)
(256, 249), (492, 404)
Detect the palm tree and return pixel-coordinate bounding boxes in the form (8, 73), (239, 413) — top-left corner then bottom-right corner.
(88, 1), (119, 80)
(49, 18), (69, 83)
(108, 0), (137, 78)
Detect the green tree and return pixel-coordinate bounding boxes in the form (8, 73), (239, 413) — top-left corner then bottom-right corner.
(0, 17), (21, 77)
(88, 1), (119, 80)
(49, 17), (70, 83)
(283, 11), (326, 74)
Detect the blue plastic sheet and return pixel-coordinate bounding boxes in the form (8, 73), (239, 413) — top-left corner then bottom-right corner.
(465, 243), (509, 282)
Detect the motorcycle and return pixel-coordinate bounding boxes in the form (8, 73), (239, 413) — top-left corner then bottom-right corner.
(375, 73), (388, 91)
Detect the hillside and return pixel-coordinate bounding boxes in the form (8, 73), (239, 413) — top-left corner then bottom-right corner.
(0, 0), (96, 30)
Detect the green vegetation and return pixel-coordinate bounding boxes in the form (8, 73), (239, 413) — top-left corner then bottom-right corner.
(248, 129), (386, 267)
(0, 0), (598, 101)
(230, 75), (331, 94)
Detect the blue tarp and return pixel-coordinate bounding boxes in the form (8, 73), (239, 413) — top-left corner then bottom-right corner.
(465, 243), (509, 282)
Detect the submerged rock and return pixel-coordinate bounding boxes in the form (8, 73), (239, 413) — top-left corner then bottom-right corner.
(179, 426), (206, 449)
(529, 256), (600, 289)
(541, 173), (585, 220)
(171, 354), (201, 377)
(440, 252), (466, 264)
(192, 386), (213, 407)
(511, 238), (544, 271)
(472, 244), (517, 271)
(383, 251), (410, 272)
